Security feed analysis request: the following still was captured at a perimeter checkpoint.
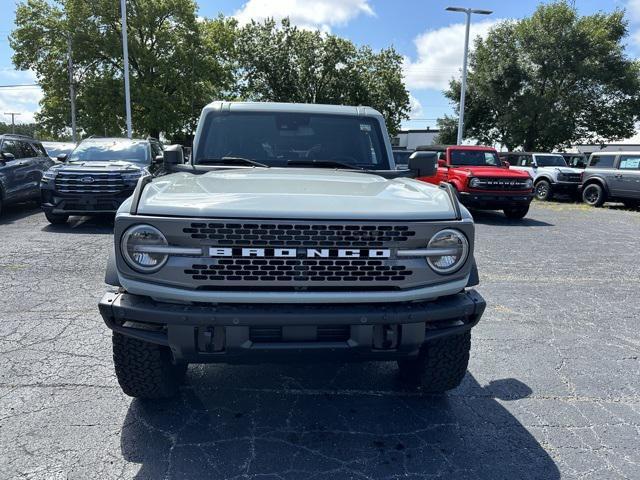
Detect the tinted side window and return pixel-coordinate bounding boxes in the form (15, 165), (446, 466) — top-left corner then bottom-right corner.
(33, 142), (48, 157)
(19, 141), (37, 158)
(1, 140), (22, 158)
(150, 142), (163, 158)
(618, 155), (640, 170)
(516, 155), (531, 167)
(589, 155), (615, 169)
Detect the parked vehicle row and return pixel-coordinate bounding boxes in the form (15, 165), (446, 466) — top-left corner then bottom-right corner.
(580, 152), (640, 208)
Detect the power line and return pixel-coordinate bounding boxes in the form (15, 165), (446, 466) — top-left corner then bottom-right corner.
(0, 84), (40, 88)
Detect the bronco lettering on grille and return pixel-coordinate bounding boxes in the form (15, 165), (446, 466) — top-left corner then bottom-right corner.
(208, 247), (391, 259)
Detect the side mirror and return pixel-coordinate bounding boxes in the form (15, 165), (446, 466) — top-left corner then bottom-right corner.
(1, 152), (15, 161)
(502, 160), (510, 168)
(56, 153), (67, 162)
(163, 145), (184, 167)
(437, 159), (447, 168)
(409, 151), (438, 178)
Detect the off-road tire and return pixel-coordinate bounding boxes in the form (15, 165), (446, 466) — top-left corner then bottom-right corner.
(534, 180), (553, 201)
(112, 332), (187, 399)
(582, 183), (606, 207)
(44, 211), (69, 224)
(503, 206), (529, 219)
(397, 331), (471, 393)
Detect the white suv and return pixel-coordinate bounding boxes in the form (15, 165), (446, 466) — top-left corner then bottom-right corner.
(499, 152), (583, 201)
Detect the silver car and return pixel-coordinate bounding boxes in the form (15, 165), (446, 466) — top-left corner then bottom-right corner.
(580, 152), (640, 208)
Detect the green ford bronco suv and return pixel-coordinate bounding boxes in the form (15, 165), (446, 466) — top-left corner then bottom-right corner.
(99, 101), (486, 399)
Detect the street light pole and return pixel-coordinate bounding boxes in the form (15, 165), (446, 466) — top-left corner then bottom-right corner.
(120, 0), (133, 138)
(4, 112), (20, 133)
(446, 7), (492, 145)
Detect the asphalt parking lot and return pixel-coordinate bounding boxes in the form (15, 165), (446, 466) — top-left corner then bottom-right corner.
(1, 201), (639, 480)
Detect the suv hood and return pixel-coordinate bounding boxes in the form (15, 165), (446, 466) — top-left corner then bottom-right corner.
(543, 166), (582, 174)
(136, 168), (458, 220)
(54, 160), (145, 172)
(453, 166), (530, 178)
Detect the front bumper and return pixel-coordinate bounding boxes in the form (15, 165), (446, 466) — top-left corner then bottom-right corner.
(459, 191), (534, 210)
(40, 188), (134, 215)
(99, 289), (486, 363)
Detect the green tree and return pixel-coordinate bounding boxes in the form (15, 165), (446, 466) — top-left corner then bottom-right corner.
(11, 0), (236, 139)
(444, 1), (640, 150)
(433, 115), (458, 145)
(235, 19), (410, 134)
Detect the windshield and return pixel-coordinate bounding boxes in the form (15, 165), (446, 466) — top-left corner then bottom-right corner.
(43, 143), (75, 157)
(449, 150), (501, 167)
(536, 155), (567, 167)
(196, 112), (390, 170)
(67, 140), (150, 164)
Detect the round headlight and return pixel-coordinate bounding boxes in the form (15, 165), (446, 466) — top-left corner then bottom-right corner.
(121, 225), (168, 273)
(427, 229), (469, 274)
(524, 178), (533, 189)
(469, 177), (481, 188)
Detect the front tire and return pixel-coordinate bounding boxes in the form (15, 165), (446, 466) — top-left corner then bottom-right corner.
(397, 331), (471, 393)
(503, 206), (529, 219)
(582, 183), (606, 207)
(534, 180), (553, 201)
(44, 211), (69, 224)
(112, 332), (187, 399)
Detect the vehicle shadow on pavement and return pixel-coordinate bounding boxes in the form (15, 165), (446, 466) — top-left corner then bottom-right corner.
(470, 210), (554, 227)
(41, 215), (114, 234)
(0, 202), (41, 225)
(119, 366), (560, 479)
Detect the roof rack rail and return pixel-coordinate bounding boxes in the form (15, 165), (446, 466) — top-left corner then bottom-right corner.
(3, 133), (33, 139)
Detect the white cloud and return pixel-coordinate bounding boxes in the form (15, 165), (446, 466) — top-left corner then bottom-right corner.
(409, 94), (423, 118)
(0, 69), (42, 124)
(403, 19), (501, 91)
(233, 0), (374, 31)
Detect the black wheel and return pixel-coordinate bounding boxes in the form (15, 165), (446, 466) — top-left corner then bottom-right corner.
(622, 200), (639, 209)
(397, 331), (471, 393)
(112, 332), (187, 399)
(503, 206), (529, 219)
(534, 180), (552, 201)
(582, 183), (606, 207)
(44, 211), (69, 224)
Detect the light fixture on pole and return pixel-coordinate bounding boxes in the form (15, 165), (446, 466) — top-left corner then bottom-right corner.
(120, 0), (133, 138)
(446, 6), (492, 145)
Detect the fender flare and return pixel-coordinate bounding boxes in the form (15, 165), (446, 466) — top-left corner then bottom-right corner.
(105, 243), (121, 287)
(534, 175), (554, 185)
(582, 176), (610, 195)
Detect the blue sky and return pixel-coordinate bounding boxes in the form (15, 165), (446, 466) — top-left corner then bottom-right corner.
(0, 0), (637, 129)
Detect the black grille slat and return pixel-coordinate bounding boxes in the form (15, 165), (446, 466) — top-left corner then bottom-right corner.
(250, 325), (350, 343)
(183, 222), (416, 247)
(55, 171), (126, 194)
(186, 258), (412, 283)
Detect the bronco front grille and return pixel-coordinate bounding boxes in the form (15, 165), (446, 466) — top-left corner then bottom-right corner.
(183, 222), (416, 248)
(250, 325), (351, 343)
(471, 178), (531, 191)
(185, 258), (412, 283)
(54, 171), (125, 194)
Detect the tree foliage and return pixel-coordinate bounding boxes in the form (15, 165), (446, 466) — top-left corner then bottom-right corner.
(433, 115), (458, 145)
(444, 1), (640, 150)
(235, 19), (410, 134)
(11, 4), (410, 138)
(11, 0), (236, 139)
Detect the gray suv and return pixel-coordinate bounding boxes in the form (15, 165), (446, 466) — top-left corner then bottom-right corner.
(580, 152), (640, 208)
(0, 134), (53, 214)
(99, 101), (486, 400)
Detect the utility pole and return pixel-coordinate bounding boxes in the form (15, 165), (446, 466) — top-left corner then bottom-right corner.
(445, 6), (493, 145)
(4, 113), (21, 133)
(66, 36), (77, 143)
(120, 0), (133, 138)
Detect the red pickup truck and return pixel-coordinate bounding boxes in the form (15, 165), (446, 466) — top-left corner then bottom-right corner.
(416, 145), (534, 219)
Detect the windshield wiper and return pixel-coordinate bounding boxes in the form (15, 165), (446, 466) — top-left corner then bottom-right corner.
(199, 157), (270, 168)
(287, 159), (364, 170)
